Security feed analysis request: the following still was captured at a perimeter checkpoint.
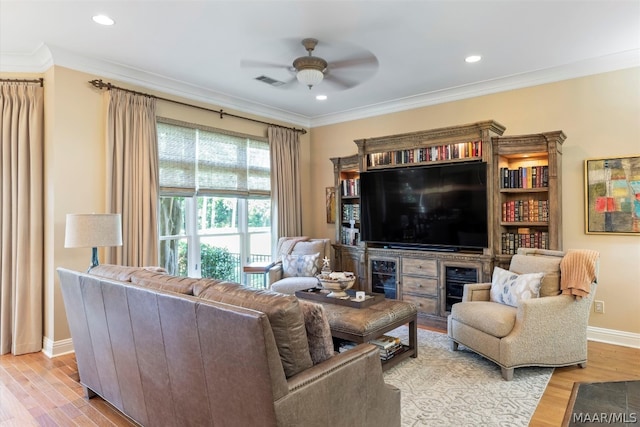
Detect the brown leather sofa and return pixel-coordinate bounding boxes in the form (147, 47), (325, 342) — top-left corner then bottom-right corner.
(57, 265), (400, 427)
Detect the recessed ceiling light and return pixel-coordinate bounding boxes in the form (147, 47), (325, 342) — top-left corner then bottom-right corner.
(465, 55), (482, 63)
(92, 15), (115, 26)
(316, 95), (327, 101)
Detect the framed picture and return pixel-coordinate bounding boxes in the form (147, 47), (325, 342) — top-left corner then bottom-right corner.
(584, 155), (640, 234)
(326, 187), (336, 224)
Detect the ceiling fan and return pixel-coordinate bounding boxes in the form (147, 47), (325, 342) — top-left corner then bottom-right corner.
(242, 38), (378, 90)
(293, 38), (328, 89)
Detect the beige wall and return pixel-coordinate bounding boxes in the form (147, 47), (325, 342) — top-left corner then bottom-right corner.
(310, 67), (640, 335)
(2, 65), (637, 347)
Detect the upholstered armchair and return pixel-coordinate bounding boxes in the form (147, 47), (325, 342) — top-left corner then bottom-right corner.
(267, 237), (331, 294)
(447, 248), (599, 380)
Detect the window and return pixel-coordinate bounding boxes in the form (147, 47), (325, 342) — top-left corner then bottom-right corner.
(157, 119), (271, 285)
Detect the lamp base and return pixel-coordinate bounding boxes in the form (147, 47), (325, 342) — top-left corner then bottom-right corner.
(87, 247), (100, 273)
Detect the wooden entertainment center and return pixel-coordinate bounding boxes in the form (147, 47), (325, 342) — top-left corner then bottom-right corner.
(331, 120), (565, 329)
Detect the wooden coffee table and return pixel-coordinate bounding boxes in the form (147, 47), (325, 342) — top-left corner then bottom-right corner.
(300, 294), (418, 371)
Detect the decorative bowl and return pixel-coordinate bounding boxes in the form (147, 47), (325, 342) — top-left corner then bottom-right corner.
(316, 272), (356, 298)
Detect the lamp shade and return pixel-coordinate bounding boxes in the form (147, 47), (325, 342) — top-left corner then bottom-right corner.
(64, 213), (123, 248)
(296, 68), (324, 88)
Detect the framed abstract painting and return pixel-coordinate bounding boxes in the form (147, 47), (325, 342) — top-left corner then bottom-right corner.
(584, 155), (640, 235)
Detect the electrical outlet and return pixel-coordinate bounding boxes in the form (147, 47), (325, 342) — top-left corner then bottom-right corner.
(594, 300), (605, 314)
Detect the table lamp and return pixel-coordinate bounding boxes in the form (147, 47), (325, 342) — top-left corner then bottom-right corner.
(65, 213), (123, 271)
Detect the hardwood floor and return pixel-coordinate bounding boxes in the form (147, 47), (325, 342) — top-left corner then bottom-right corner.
(1, 337), (638, 426)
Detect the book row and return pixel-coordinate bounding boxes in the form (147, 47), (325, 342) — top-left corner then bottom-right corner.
(367, 140), (482, 167)
(341, 178), (360, 197)
(341, 226), (360, 246)
(501, 230), (550, 254)
(502, 200), (549, 222)
(342, 203), (360, 222)
(500, 165), (549, 189)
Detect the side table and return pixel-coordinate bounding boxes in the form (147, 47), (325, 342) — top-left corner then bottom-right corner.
(243, 261), (275, 288)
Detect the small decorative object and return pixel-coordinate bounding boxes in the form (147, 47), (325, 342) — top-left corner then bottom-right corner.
(316, 271), (356, 298)
(321, 256), (332, 274)
(584, 155), (640, 234)
(355, 291), (366, 301)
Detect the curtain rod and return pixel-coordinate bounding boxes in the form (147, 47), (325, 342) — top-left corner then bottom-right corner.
(0, 78), (44, 86)
(88, 79), (307, 135)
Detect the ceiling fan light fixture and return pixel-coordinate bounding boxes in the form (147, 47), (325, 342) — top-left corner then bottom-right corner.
(296, 68), (324, 89)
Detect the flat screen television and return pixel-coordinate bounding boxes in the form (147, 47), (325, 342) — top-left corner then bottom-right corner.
(360, 161), (488, 251)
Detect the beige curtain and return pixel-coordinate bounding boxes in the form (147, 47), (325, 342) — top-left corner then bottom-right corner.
(268, 127), (302, 237)
(0, 83), (44, 355)
(105, 89), (159, 266)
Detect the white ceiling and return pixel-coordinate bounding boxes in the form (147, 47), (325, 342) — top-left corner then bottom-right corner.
(1, 0), (639, 128)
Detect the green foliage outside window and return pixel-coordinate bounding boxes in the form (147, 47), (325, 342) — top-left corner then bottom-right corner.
(176, 241), (236, 281)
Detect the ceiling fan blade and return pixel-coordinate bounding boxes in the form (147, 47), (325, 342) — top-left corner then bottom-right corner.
(323, 73), (357, 90)
(240, 59), (289, 69)
(328, 55), (378, 70)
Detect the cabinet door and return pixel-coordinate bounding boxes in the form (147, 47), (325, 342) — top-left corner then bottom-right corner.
(369, 257), (398, 299)
(340, 249), (365, 291)
(442, 265), (479, 313)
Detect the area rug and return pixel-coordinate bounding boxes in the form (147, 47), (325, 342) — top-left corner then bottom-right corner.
(382, 326), (553, 426)
(562, 380), (640, 426)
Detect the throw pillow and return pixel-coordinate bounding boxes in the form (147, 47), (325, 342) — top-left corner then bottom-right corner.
(282, 252), (320, 278)
(490, 266), (544, 307)
(298, 300), (335, 365)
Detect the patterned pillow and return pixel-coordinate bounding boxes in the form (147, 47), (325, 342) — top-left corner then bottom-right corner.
(282, 253), (320, 278)
(490, 267), (544, 307)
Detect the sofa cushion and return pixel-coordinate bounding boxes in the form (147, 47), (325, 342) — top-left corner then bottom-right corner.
(199, 282), (313, 378)
(89, 264), (167, 282)
(282, 253), (320, 278)
(298, 300), (335, 365)
(510, 252), (563, 297)
(131, 276), (195, 295)
(450, 301), (517, 338)
(490, 267), (544, 307)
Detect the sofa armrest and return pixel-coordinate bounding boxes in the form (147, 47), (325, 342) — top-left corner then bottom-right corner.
(267, 263), (283, 286)
(462, 282), (491, 302)
(277, 343), (400, 427)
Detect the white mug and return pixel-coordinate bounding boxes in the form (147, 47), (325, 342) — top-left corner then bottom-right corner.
(355, 291), (366, 301)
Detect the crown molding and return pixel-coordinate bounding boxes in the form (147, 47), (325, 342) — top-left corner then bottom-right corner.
(0, 43), (54, 73)
(310, 49), (640, 127)
(2, 45), (638, 130)
(1, 44), (313, 128)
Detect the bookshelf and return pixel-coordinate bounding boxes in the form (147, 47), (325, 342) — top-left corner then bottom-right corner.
(367, 140), (483, 168)
(331, 155), (365, 290)
(492, 132), (565, 264)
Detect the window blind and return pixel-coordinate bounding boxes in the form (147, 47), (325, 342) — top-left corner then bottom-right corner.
(158, 118), (270, 197)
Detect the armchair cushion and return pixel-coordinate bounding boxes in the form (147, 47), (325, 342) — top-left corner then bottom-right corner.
(282, 252), (320, 278)
(490, 267), (544, 307)
(451, 301), (517, 338)
(271, 277), (320, 294)
(510, 249), (564, 297)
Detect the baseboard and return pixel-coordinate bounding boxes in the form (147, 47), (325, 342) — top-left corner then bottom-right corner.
(587, 326), (640, 349)
(42, 337), (74, 358)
